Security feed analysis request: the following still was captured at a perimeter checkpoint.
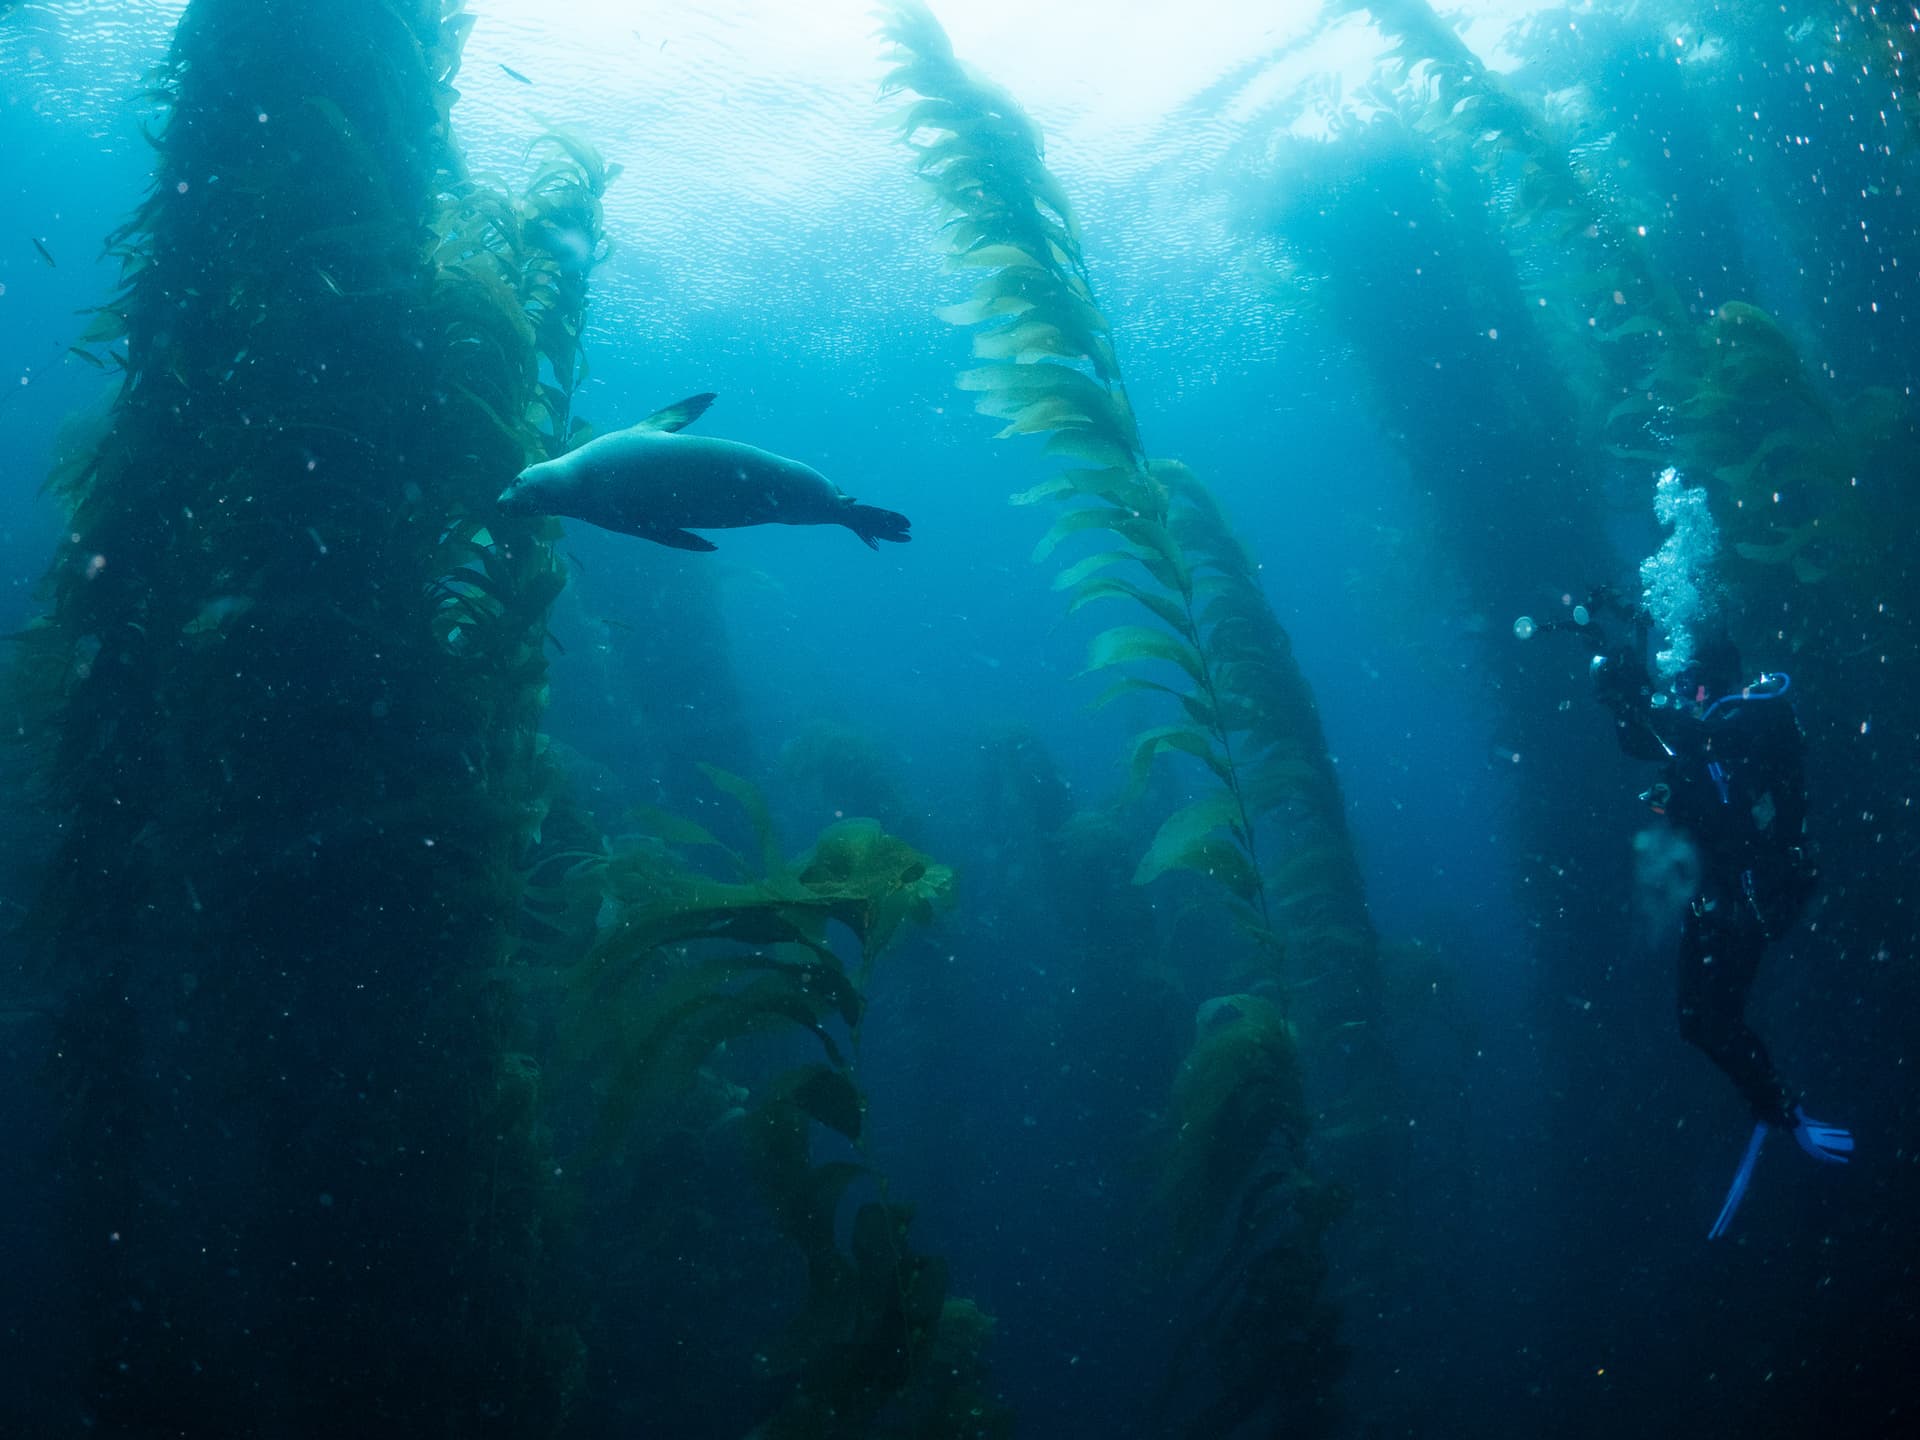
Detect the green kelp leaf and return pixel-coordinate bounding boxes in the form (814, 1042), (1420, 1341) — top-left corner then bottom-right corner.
(1603, 392), (1658, 428)
(77, 308), (129, 345)
(695, 762), (783, 878)
(530, 380), (571, 425)
(850, 1202), (945, 1330)
(1177, 688), (1223, 730)
(1141, 831), (1260, 901)
(1090, 673), (1203, 719)
(1062, 573), (1195, 637)
(1161, 990), (1306, 1249)
(1197, 596), (1281, 661)
(1043, 424), (1140, 473)
(1092, 676), (1226, 733)
(989, 394), (1100, 438)
(1031, 503), (1131, 563)
(785, 1064), (865, 1141)
(972, 316), (1109, 368)
(1129, 724), (1232, 790)
(1050, 546), (1133, 591)
(1598, 314), (1664, 343)
(529, 128), (619, 196)
(935, 293), (1034, 327)
(623, 801), (732, 856)
(1267, 844), (1353, 908)
(1134, 793), (1246, 887)
(1791, 552), (1828, 584)
(947, 242), (1049, 272)
(1713, 430), (1798, 497)
(1286, 921), (1374, 968)
(579, 960), (856, 1150)
(894, 95), (970, 137)
(1102, 513), (1190, 593)
(1245, 754), (1338, 816)
(1224, 898), (1287, 961)
(1734, 522), (1817, 567)
(974, 304), (1118, 379)
(798, 817), (953, 964)
(973, 379), (1138, 455)
(748, 1080), (867, 1259)
(1145, 456), (1203, 496)
(1055, 463), (1159, 510)
(1081, 625), (1206, 684)
(595, 871), (833, 957)
(969, 262), (1101, 325)
(1009, 476), (1074, 506)
(957, 360), (1120, 420)
(934, 214), (997, 253)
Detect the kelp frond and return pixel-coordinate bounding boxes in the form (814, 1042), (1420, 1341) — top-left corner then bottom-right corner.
(554, 760), (1001, 1435)
(559, 766), (946, 1150)
(879, 0), (1377, 1005)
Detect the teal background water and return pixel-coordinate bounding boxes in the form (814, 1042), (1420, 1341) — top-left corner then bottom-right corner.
(3, 4), (1913, 1436)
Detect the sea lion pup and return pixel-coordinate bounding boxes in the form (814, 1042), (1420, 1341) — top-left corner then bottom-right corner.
(496, 392), (911, 552)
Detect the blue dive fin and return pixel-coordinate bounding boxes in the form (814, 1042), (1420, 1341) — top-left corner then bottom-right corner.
(1708, 1121), (1770, 1241)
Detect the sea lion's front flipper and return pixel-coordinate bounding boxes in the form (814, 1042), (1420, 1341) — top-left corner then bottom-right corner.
(644, 527), (719, 552)
(635, 392), (717, 434)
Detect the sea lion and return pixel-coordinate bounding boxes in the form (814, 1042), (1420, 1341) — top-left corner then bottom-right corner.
(496, 392), (911, 552)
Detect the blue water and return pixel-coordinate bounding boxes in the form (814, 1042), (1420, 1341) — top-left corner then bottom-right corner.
(3, 3), (1916, 1437)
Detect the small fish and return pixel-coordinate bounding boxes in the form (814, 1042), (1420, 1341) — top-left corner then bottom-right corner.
(32, 236), (55, 267)
(498, 63), (533, 84)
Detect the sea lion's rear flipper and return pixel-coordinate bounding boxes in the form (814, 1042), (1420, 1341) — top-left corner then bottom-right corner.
(635, 392), (717, 434)
(841, 502), (912, 550)
(644, 527), (719, 552)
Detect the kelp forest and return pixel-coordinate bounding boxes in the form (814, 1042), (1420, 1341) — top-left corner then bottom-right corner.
(1, 1), (1916, 1438)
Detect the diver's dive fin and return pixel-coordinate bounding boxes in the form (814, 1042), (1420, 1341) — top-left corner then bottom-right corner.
(1708, 1121), (1769, 1240)
(1789, 1105), (1853, 1164)
(635, 392), (717, 434)
(645, 527), (719, 552)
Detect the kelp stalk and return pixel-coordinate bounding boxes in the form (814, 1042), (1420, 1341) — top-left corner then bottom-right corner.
(12, 1), (590, 1429)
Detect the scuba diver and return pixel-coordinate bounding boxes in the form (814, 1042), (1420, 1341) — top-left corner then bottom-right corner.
(1520, 591), (1852, 1238)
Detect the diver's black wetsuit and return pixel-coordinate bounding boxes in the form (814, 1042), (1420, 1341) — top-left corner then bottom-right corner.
(1604, 676), (1811, 1127)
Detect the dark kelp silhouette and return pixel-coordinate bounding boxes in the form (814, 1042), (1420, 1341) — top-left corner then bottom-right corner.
(9, 2), (597, 1429)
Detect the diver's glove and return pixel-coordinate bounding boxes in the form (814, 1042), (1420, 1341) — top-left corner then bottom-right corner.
(1789, 1105), (1853, 1164)
(1708, 1106), (1853, 1240)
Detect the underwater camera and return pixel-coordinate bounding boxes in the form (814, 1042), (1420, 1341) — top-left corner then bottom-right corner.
(1514, 585), (1653, 687)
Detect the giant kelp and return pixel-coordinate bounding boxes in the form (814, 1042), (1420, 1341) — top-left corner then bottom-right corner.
(1311, 10), (1919, 1428)
(877, 2), (1367, 1429)
(551, 769), (1008, 1439)
(1349, 0), (1918, 604)
(8, 1), (592, 1429)
(877, 0), (1378, 1034)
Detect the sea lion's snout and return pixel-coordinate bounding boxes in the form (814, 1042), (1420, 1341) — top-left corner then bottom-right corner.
(496, 471), (539, 515)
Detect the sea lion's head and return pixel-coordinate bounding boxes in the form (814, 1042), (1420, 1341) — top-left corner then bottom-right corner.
(497, 456), (565, 516)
